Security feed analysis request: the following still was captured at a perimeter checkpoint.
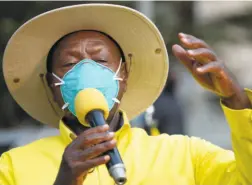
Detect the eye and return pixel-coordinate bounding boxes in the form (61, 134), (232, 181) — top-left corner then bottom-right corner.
(96, 60), (107, 63)
(63, 62), (76, 67)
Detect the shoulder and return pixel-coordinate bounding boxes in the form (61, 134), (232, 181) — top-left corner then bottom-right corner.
(130, 127), (190, 146)
(129, 128), (200, 163)
(2, 135), (65, 163)
(0, 135), (65, 185)
(130, 128), (221, 154)
(130, 127), (209, 144)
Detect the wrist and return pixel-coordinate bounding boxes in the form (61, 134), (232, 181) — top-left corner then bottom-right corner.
(54, 172), (83, 185)
(54, 162), (85, 185)
(222, 89), (251, 109)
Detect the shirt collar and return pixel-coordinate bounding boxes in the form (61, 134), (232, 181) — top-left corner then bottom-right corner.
(59, 111), (131, 145)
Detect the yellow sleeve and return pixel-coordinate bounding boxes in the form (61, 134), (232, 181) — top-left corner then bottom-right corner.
(0, 152), (15, 185)
(193, 89), (252, 185)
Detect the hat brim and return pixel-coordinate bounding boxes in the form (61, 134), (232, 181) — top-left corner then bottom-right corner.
(3, 4), (169, 127)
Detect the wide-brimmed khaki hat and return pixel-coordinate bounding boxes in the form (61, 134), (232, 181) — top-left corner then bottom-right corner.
(3, 4), (169, 127)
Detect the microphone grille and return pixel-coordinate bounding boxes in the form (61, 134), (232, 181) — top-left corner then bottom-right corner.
(74, 88), (109, 126)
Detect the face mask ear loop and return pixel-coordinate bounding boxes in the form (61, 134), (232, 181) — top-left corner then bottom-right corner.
(113, 58), (123, 81)
(61, 102), (69, 110)
(112, 98), (121, 104)
(52, 73), (65, 86)
(39, 73), (62, 118)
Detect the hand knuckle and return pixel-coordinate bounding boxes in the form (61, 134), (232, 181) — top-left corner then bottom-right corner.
(97, 126), (105, 132)
(83, 135), (90, 143)
(68, 161), (77, 169)
(62, 155), (75, 169)
(63, 149), (82, 164)
(83, 148), (92, 157)
(198, 48), (208, 53)
(106, 132), (112, 138)
(86, 160), (96, 168)
(105, 141), (112, 148)
(94, 144), (105, 152)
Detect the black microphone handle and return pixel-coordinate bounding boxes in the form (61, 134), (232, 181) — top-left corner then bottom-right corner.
(86, 110), (127, 185)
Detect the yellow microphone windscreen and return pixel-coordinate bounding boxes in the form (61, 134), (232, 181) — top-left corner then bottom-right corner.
(74, 88), (109, 127)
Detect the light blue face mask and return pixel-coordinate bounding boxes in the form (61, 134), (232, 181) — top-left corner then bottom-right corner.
(52, 58), (122, 116)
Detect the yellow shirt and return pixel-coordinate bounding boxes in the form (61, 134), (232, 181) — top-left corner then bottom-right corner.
(1, 92), (252, 185)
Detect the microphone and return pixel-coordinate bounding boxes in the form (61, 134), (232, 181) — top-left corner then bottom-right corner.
(74, 88), (127, 185)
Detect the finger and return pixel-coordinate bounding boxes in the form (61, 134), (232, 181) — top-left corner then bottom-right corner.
(70, 125), (109, 149)
(78, 139), (117, 160)
(172, 44), (194, 71)
(178, 32), (210, 49)
(81, 132), (115, 148)
(187, 48), (218, 64)
(82, 124), (109, 136)
(72, 131), (115, 149)
(196, 62), (223, 74)
(75, 155), (110, 173)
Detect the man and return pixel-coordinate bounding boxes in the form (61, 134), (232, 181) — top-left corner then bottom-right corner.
(1, 4), (252, 185)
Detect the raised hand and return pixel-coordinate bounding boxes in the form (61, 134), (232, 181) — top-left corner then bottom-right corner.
(172, 33), (251, 109)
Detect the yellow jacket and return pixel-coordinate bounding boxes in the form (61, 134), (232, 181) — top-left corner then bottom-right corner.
(1, 92), (252, 185)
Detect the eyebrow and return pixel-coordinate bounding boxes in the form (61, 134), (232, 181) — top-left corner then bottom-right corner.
(60, 39), (105, 55)
(85, 40), (106, 53)
(85, 45), (104, 54)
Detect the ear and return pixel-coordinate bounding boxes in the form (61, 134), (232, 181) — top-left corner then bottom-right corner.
(46, 72), (54, 88)
(121, 62), (128, 93)
(45, 72), (57, 101)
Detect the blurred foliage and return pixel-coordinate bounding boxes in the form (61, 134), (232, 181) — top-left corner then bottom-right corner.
(1, 1), (252, 128)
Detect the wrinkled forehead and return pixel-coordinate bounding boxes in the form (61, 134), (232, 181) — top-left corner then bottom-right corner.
(57, 31), (119, 49)
(46, 30), (126, 72)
